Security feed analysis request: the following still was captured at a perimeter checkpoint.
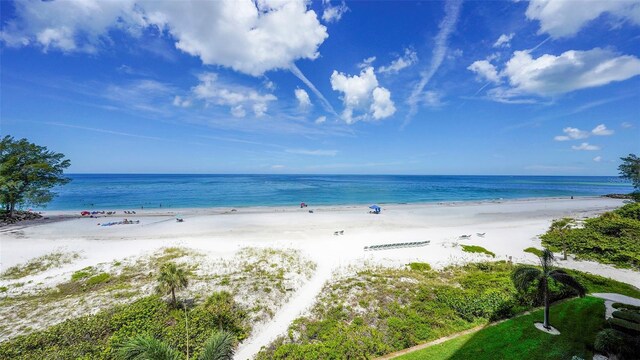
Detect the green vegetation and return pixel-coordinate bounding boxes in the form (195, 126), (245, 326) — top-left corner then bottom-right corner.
(408, 262), (431, 271)
(541, 202), (640, 269)
(87, 273), (112, 286)
(396, 297), (605, 360)
(115, 330), (235, 360)
(596, 303), (640, 359)
(156, 262), (190, 306)
(461, 245), (495, 258)
(0, 135), (71, 217)
(512, 249), (586, 329)
(524, 247), (544, 257)
(1, 252), (80, 279)
(71, 266), (96, 281)
(256, 262), (638, 359)
(618, 153), (640, 201)
(0, 293), (249, 360)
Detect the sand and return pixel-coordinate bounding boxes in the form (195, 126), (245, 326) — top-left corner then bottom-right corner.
(1, 197), (637, 359)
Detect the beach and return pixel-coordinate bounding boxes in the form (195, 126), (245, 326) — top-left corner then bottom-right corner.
(1, 196), (638, 358)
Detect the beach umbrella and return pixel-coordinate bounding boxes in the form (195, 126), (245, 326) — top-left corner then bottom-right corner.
(369, 205), (381, 212)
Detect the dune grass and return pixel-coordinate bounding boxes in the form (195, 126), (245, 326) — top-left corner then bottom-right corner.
(461, 245), (495, 258)
(1, 252), (80, 279)
(396, 296), (605, 360)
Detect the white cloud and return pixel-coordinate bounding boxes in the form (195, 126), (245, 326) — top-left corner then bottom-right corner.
(407, 0), (463, 120)
(371, 87), (396, 119)
(294, 88), (312, 109)
(591, 124), (614, 136)
(477, 48), (640, 102)
(315, 116), (327, 124)
(593, 156), (603, 162)
(526, 0), (640, 39)
(503, 48), (640, 96)
(378, 48), (418, 74)
(2, 0), (328, 76)
(554, 127), (589, 141)
(172, 95), (191, 108)
(621, 121), (634, 128)
(330, 66), (396, 124)
(322, 0), (349, 23)
(468, 60), (500, 83)
(358, 56), (377, 69)
(493, 33), (514, 48)
(572, 142), (600, 151)
(286, 148), (338, 156)
(190, 72), (276, 117)
(423, 91), (444, 107)
(271, 164), (285, 169)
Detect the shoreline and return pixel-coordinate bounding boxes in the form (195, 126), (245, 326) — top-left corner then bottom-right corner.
(24, 195), (612, 217)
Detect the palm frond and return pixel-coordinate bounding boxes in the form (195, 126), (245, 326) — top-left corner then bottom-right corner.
(511, 266), (541, 293)
(539, 249), (555, 270)
(549, 270), (587, 297)
(114, 334), (182, 360)
(198, 330), (236, 360)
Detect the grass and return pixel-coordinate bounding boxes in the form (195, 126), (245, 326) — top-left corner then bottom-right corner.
(1, 252), (80, 279)
(461, 245), (496, 258)
(524, 247), (544, 257)
(408, 262), (431, 272)
(396, 296), (605, 360)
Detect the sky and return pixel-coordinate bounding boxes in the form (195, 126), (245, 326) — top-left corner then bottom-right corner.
(1, 0), (639, 175)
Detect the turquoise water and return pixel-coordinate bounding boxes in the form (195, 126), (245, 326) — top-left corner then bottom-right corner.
(39, 174), (633, 210)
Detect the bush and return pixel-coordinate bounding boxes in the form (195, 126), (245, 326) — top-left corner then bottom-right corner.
(408, 262), (431, 272)
(612, 310), (640, 323)
(608, 317), (640, 334)
(461, 245), (495, 258)
(594, 329), (626, 356)
(86, 273), (111, 286)
(612, 302), (640, 311)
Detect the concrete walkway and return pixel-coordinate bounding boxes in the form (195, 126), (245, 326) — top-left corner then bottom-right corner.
(591, 293), (640, 319)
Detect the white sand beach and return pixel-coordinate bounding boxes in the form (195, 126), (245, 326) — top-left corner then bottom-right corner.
(1, 196), (638, 358)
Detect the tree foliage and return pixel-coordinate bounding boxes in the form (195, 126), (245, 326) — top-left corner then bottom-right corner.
(541, 203), (640, 269)
(618, 153), (640, 190)
(156, 262), (190, 306)
(511, 249), (585, 329)
(0, 135), (70, 216)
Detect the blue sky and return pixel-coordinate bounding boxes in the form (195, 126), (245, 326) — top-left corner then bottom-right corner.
(1, 0), (639, 175)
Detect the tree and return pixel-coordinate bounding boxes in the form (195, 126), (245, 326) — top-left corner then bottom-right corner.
(115, 331), (235, 360)
(156, 262), (190, 306)
(547, 217), (575, 260)
(619, 154), (640, 200)
(511, 249), (586, 330)
(0, 136), (70, 217)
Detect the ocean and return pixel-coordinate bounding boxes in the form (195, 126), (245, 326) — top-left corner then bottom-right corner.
(38, 174), (634, 211)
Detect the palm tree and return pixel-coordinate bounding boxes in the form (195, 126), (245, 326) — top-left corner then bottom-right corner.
(114, 334), (182, 360)
(156, 262), (189, 306)
(548, 217), (575, 260)
(511, 249), (586, 330)
(114, 331), (235, 360)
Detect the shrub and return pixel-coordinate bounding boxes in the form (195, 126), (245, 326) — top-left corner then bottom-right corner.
(408, 262), (431, 272)
(612, 302), (640, 311)
(86, 273), (111, 286)
(71, 267), (95, 281)
(608, 317), (640, 334)
(594, 329), (625, 356)
(461, 245), (495, 258)
(612, 310), (640, 323)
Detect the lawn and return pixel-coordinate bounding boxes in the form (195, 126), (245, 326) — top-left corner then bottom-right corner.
(396, 296), (605, 360)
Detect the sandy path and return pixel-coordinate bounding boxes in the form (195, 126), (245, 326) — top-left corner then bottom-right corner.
(234, 261), (335, 359)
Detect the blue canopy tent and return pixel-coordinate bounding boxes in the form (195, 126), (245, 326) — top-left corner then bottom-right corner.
(369, 204), (381, 214)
